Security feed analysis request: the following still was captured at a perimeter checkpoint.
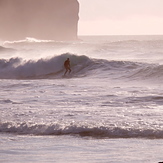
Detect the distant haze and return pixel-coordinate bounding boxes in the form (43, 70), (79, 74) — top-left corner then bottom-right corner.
(0, 0), (79, 41)
(78, 0), (163, 35)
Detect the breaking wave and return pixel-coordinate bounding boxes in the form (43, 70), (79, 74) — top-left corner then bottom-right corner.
(0, 53), (92, 79)
(3, 37), (54, 44)
(0, 53), (162, 80)
(0, 122), (162, 139)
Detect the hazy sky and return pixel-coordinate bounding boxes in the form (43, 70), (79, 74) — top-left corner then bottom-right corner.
(78, 0), (163, 35)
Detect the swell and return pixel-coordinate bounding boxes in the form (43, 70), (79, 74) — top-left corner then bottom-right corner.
(0, 53), (162, 80)
(0, 53), (92, 79)
(0, 45), (15, 52)
(4, 37), (163, 55)
(0, 122), (162, 139)
(128, 63), (163, 80)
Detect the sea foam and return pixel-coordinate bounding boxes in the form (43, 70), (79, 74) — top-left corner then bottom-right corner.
(0, 121), (163, 139)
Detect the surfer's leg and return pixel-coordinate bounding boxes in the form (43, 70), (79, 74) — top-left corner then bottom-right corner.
(64, 69), (68, 75)
(69, 68), (71, 74)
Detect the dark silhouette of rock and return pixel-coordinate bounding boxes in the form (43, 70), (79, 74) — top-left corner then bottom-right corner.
(0, 0), (79, 41)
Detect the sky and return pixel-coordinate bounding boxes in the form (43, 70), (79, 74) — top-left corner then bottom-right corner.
(77, 0), (163, 35)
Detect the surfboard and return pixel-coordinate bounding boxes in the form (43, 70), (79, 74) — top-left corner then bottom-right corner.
(45, 70), (63, 77)
(62, 74), (73, 78)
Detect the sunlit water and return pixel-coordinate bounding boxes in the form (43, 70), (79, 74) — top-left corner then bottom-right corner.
(0, 35), (163, 163)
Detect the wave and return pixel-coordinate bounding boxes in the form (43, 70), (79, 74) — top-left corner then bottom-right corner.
(3, 37), (54, 44)
(0, 46), (15, 53)
(0, 122), (162, 139)
(78, 36), (163, 53)
(0, 53), (92, 79)
(128, 63), (163, 80)
(3, 37), (74, 49)
(3, 37), (163, 53)
(0, 53), (162, 80)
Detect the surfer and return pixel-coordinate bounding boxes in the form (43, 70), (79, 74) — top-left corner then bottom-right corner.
(64, 58), (71, 76)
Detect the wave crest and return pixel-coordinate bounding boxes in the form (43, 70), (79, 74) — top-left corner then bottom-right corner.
(0, 53), (163, 80)
(0, 122), (162, 139)
(3, 37), (54, 45)
(0, 53), (91, 79)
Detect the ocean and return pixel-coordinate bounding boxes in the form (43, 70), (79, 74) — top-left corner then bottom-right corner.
(0, 35), (163, 163)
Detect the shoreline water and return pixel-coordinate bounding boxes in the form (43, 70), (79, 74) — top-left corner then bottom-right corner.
(1, 134), (163, 163)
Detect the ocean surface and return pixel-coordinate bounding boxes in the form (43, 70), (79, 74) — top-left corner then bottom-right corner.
(0, 35), (163, 163)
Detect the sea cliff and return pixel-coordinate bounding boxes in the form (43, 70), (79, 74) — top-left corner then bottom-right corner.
(0, 0), (79, 41)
